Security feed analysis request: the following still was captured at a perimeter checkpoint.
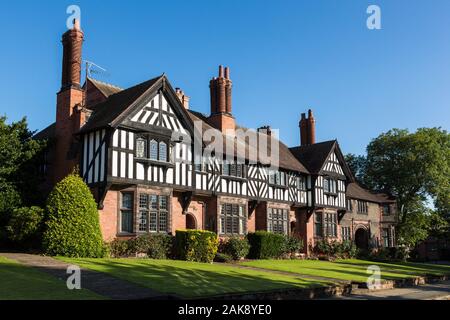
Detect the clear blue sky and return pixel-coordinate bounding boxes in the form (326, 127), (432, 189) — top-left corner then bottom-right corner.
(0, 0), (449, 155)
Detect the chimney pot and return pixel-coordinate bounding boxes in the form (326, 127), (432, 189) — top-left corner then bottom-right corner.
(219, 65), (224, 78)
(224, 67), (230, 79)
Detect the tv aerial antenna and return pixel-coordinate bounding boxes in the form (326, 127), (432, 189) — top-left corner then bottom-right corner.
(84, 60), (109, 79)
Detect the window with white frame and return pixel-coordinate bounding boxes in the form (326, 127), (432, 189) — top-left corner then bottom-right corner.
(138, 194), (169, 233)
(267, 208), (289, 234)
(382, 228), (393, 247)
(341, 226), (351, 241)
(296, 176), (306, 190)
(219, 203), (246, 235)
(346, 199), (353, 212)
(268, 170), (286, 186)
(135, 136), (170, 162)
(222, 163), (245, 178)
(323, 177), (337, 194)
(357, 200), (368, 214)
(314, 212), (338, 237)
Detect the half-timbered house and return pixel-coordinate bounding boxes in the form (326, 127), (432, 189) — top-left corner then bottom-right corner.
(35, 20), (397, 253)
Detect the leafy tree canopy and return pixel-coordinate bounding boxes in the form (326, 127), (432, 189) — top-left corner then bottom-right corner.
(346, 127), (450, 247)
(0, 116), (47, 209)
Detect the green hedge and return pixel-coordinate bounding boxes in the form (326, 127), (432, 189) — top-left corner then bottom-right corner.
(6, 206), (44, 247)
(220, 236), (250, 260)
(247, 231), (286, 259)
(109, 234), (174, 259)
(175, 230), (218, 263)
(42, 173), (105, 257)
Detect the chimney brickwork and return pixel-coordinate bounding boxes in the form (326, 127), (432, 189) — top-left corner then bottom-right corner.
(209, 65), (235, 134)
(299, 109), (316, 146)
(54, 19), (85, 183)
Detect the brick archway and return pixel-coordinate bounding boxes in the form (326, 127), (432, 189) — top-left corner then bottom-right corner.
(186, 213), (197, 230)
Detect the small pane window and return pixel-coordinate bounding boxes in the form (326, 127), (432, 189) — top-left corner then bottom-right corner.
(150, 140), (158, 160)
(136, 138), (147, 158)
(159, 142), (167, 162)
(267, 208), (289, 235)
(120, 193), (133, 233)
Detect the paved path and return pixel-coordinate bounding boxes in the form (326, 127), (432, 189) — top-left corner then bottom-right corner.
(331, 280), (450, 300)
(0, 253), (176, 300)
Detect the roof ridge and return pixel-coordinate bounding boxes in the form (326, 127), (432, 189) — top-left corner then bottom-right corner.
(88, 77), (124, 90)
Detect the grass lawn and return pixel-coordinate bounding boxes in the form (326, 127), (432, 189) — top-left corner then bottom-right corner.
(241, 259), (450, 282)
(58, 257), (330, 298)
(0, 256), (103, 300)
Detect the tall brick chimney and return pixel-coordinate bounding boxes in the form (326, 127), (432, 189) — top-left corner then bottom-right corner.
(299, 109), (316, 146)
(208, 65), (235, 134)
(54, 19), (85, 183)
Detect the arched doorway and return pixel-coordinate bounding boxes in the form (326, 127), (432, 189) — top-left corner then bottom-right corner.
(354, 228), (369, 250)
(186, 213), (197, 230)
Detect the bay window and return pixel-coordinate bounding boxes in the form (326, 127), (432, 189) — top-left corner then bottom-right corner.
(135, 136), (170, 162)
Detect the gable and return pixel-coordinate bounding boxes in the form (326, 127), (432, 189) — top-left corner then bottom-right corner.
(129, 92), (188, 135)
(322, 151), (345, 176)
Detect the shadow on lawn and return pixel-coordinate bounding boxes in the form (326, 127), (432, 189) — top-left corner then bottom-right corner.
(335, 260), (450, 277)
(75, 259), (321, 298)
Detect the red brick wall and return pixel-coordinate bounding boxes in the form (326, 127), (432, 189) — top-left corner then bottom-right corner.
(98, 190), (118, 242)
(171, 192), (205, 232)
(54, 88), (84, 183)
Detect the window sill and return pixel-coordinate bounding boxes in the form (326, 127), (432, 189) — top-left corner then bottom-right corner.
(135, 158), (174, 168)
(221, 175), (247, 182)
(269, 184), (288, 189)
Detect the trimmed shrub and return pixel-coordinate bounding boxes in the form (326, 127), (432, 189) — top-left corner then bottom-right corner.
(283, 235), (304, 257)
(312, 239), (358, 259)
(133, 234), (174, 259)
(175, 230), (218, 263)
(247, 231), (286, 259)
(221, 236), (250, 261)
(6, 206), (44, 247)
(108, 238), (133, 257)
(214, 252), (233, 263)
(42, 173), (105, 257)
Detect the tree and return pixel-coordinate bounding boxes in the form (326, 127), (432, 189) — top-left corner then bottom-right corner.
(42, 173), (105, 257)
(0, 116), (47, 243)
(6, 206), (44, 247)
(349, 127), (450, 248)
(344, 153), (367, 185)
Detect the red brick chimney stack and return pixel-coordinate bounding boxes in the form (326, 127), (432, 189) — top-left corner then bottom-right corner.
(208, 65), (235, 134)
(299, 109), (316, 146)
(54, 18), (85, 183)
(61, 18), (84, 90)
(307, 109), (316, 144)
